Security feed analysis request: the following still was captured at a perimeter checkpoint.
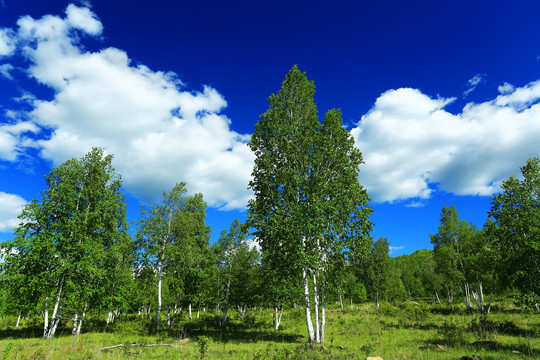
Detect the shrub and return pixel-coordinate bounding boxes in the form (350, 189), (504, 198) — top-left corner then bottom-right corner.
(197, 335), (209, 358)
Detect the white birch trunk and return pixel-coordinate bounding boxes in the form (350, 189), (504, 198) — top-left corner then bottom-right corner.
(16, 310), (21, 327)
(47, 296), (65, 339)
(487, 292), (493, 314)
(43, 294), (49, 337)
(320, 280), (326, 344)
(189, 303), (192, 320)
(45, 278), (64, 339)
(273, 305), (284, 330)
(479, 282), (484, 303)
(302, 266), (315, 344)
(72, 310), (79, 335)
(74, 299), (88, 335)
(154, 268), (162, 330)
(374, 290), (380, 311)
(460, 283), (472, 308)
(313, 273), (320, 344)
(435, 289), (441, 304)
(339, 294), (343, 311)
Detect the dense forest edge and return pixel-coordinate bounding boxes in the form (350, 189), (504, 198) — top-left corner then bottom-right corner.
(0, 67), (538, 359)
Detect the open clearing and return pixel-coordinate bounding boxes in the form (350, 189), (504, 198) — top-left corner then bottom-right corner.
(0, 301), (537, 359)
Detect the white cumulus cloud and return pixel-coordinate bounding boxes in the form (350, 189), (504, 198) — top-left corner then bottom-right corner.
(65, 4), (103, 35)
(2, 5), (254, 210)
(0, 192), (27, 232)
(352, 82), (540, 203)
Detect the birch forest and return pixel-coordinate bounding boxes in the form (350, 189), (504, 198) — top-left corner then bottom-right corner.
(0, 68), (538, 358)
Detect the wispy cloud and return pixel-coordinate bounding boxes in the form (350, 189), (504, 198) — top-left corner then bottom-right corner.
(0, 64), (14, 79)
(389, 246), (405, 255)
(463, 73), (486, 98)
(406, 201), (425, 208)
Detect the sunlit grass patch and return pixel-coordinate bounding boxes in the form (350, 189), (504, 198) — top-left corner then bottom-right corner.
(0, 300), (537, 359)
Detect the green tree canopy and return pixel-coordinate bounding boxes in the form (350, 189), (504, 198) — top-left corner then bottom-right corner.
(247, 66), (372, 344)
(489, 157), (540, 305)
(1, 147), (130, 338)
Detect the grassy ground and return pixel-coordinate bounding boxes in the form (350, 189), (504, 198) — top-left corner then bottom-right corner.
(0, 300), (538, 359)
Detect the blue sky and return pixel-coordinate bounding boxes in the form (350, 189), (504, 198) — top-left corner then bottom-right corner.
(1, 0), (540, 256)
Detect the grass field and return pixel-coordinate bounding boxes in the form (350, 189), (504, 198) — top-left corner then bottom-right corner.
(0, 300), (538, 359)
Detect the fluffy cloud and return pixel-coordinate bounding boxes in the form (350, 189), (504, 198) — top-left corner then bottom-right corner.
(65, 4), (103, 35)
(3, 5), (253, 209)
(352, 82), (540, 202)
(0, 192), (27, 232)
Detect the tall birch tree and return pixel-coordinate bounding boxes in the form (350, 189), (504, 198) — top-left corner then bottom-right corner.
(1, 148), (129, 338)
(136, 183), (186, 331)
(136, 183), (210, 330)
(248, 66), (372, 344)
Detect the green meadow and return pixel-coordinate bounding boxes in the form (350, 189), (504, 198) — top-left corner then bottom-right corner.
(0, 300), (537, 360)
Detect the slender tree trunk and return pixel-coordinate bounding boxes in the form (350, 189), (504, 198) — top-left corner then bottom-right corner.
(171, 303), (178, 327)
(154, 267), (162, 331)
(460, 283), (472, 308)
(445, 284), (453, 302)
(16, 310), (21, 327)
(320, 278), (326, 344)
(43, 293), (49, 337)
(47, 296), (65, 339)
(189, 303), (192, 320)
(487, 292), (493, 314)
(45, 277), (64, 339)
(479, 282), (484, 304)
(350, 297), (353, 310)
(313, 273), (320, 343)
(273, 305), (284, 330)
(302, 266), (315, 344)
(107, 309), (113, 324)
(221, 272), (232, 326)
(72, 309), (79, 335)
(74, 299), (88, 335)
(339, 294), (343, 311)
(435, 290), (441, 304)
